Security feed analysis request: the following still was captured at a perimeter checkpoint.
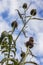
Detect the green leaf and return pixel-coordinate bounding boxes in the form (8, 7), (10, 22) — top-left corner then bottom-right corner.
(10, 58), (18, 65)
(0, 37), (2, 44)
(31, 17), (43, 20)
(1, 58), (7, 63)
(4, 53), (8, 56)
(8, 34), (13, 45)
(11, 50), (15, 55)
(7, 64), (13, 65)
(2, 49), (9, 54)
(1, 58), (18, 65)
(1, 42), (9, 49)
(1, 31), (8, 41)
(24, 61), (39, 65)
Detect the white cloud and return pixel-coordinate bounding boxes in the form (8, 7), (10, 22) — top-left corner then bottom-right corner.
(0, 0), (9, 13)
(40, 58), (43, 63)
(37, 33), (43, 55)
(32, 0), (43, 9)
(0, 16), (11, 34)
(0, 0), (18, 16)
(9, 0), (18, 15)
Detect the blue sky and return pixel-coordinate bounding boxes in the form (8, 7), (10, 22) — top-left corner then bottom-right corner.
(0, 0), (43, 65)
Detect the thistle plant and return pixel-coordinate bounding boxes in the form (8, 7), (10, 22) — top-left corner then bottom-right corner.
(0, 3), (43, 65)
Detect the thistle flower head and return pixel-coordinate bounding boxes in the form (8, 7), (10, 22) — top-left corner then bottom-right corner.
(11, 21), (18, 28)
(21, 52), (25, 58)
(30, 9), (36, 16)
(22, 3), (27, 9)
(29, 37), (34, 42)
(25, 37), (34, 49)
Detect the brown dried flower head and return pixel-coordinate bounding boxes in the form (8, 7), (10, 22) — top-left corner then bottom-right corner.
(25, 37), (34, 49)
(21, 52), (25, 58)
(30, 9), (36, 16)
(22, 3), (27, 9)
(11, 21), (18, 28)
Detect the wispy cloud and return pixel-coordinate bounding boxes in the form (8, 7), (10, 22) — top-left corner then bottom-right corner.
(0, 16), (11, 34)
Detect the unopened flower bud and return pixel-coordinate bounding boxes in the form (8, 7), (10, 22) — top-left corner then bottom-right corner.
(21, 52), (25, 58)
(30, 9), (36, 16)
(25, 37), (34, 49)
(22, 3), (27, 9)
(11, 21), (18, 29)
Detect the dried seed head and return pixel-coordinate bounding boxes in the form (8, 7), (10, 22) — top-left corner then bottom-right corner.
(22, 3), (27, 9)
(25, 37), (34, 49)
(29, 37), (34, 43)
(30, 9), (36, 16)
(21, 52), (25, 58)
(11, 21), (18, 28)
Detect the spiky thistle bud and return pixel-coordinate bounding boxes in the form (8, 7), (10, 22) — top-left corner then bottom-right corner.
(22, 3), (27, 9)
(11, 21), (18, 32)
(25, 37), (34, 49)
(30, 9), (36, 16)
(21, 52), (25, 58)
(11, 21), (18, 28)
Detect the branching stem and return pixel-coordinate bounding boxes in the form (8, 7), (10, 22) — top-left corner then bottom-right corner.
(15, 16), (32, 42)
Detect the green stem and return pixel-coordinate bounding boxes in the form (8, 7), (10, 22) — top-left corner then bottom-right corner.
(24, 61), (39, 65)
(6, 44), (11, 65)
(18, 47), (29, 65)
(15, 16), (32, 42)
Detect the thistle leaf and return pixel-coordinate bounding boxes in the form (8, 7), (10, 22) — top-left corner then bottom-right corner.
(2, 49), (8, 54)
(16, 9), (23, 19)
(24, 61), (39, 65)
(1, 58), (7, 63)
(8, 34), (13, 44)
(11, 50), (15, 55)
(31, 17), (43, 20)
